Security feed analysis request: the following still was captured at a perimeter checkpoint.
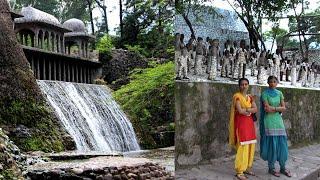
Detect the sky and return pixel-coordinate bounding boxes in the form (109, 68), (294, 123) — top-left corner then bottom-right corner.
(208, 0), (320, 32)
(92, 0), (120, 36)
(95, 0), (320, 36)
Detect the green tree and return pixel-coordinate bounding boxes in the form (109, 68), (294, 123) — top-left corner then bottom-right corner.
(226, 0), (289, 50)
(59, 0), (90, 23)
(120, 0), (174, 58)
(14, 0), (61, 19)
(263, 25), (288, 51)
(286, 0), (320, 54)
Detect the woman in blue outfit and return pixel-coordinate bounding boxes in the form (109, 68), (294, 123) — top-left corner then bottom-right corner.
(260, 76), (291, 177)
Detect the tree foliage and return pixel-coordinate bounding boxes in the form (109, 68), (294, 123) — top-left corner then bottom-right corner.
(13, 0), (61, 18)
(96, 34), (114, 54)
(120, 0), (174, 58)
(113, 61), (174, 148)
(226, 0), (290, 50)
(175, 0), (216, 37)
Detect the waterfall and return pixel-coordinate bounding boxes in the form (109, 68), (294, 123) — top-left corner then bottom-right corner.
(37, 80), (140, 153)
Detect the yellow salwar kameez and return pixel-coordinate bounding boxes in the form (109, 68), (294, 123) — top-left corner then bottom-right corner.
(229, 92), (257, 175)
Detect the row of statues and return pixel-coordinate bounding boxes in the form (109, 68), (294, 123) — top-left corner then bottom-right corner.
(175, 33), (320, 88)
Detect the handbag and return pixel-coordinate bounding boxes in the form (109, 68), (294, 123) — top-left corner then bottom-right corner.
(252, 113), (257, 122)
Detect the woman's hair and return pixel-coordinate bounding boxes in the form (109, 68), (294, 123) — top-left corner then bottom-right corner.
(267, 75), (278, 83)
(238, 78), (249, 86)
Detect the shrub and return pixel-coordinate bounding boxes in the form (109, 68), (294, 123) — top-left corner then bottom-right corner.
(96, 34), (114, 54)
(113, 61), (174, 148)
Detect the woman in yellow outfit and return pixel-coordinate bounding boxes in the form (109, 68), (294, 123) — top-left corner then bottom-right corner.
(229, 78), (258, 180)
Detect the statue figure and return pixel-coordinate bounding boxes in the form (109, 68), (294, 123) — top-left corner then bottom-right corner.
(208, 39), (219, 80)
(221, 49), (230, 77)
(308, 62), (316, 87)
(194, 37), (206, 75)
(189, 35), (197, 71)
(205, 37), (210, 73)
(257, 50), (267, 84)
(229, 47), (235, 77)
(291, 54), (297, 86)
(272, 49), (282, 80)
(224, 39), (232, 52)
(280, 57), (287, 81)
(285, 58), (291, 81)
(186, 41), (194, 73)
(250, 49), (258, 76)
(236, 40), (247, 79)
(300, 59), (308, 87)
(175, 33), (182, 77)
(177, 46), (190, 80)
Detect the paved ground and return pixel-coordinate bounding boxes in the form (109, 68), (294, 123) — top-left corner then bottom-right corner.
(176, 144), (320, 180)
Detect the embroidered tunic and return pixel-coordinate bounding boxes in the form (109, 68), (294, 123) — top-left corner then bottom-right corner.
(261, 89), (286, 136)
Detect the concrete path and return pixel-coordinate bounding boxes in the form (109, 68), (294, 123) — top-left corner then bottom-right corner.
(176, 144), (320, 180)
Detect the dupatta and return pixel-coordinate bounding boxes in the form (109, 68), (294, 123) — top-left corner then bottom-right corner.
(228, 92), (252, 149)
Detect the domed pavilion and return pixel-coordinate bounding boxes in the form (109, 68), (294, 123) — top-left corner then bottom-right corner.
(63, 18), (95, 58)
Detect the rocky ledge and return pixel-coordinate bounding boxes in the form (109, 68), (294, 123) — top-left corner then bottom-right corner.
(27, 156), (174, 180)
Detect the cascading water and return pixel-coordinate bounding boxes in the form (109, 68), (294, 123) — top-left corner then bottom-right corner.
(37, 80), (140, 153)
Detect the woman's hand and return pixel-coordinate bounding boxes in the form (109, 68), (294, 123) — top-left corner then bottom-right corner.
(264, 103), (276, 113)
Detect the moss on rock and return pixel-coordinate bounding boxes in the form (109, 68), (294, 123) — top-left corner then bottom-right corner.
(0, 99), (66, 152)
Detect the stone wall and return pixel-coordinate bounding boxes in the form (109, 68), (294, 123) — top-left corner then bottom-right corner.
(175, 81), (320, 169)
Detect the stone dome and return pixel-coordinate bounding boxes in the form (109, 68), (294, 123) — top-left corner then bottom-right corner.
(63, 18), (86, 32)
(15, 6), (60, 25)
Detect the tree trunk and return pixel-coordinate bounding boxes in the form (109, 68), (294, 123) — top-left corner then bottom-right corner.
(119, 0), (123, 38)
(103, 6), (109, 34)
(182, 13), (195, 38)
(0, 0), (42, 102)
(87, 0), (95, 35)
(95, 0), (109, 34)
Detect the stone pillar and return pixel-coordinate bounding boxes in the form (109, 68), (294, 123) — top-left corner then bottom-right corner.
(53, 60), (56, 80)
(68, 44), (71, 55)
(24, 34), (28, 46)
(58, 60), (61, 81)
(19, 33), (23, 45)
(34, 30), (39, 48)
(82, 67), (87, 83)
(65, 62), (70, 82)
(70, 65), (73, 82)
(78, 41), (81, 57)
(63, 61), (66, 81)
(30, 55), (34, 74)
(43, 58), (46, 80)
(48, 60), (51, 80)
(88, 68), (91, 84)
(62, 37), (65, 54)
(85, 43), (88, 58)
(82, 43), (85, 58)
(56, 34), (61, 53)
(47, 32), (50, 50)
(74, 64), (77, 82)
(41, 32), (45, 49)
(36, 56), (40, 79)
(31, 34), (34, 47)
(52, 33), (55, 52)
(79, 66), (82, 83)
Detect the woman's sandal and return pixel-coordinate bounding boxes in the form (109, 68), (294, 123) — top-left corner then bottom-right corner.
(244, 170), (255, 176)
(235, 174), (247, 180)
(268, 169), (280, 177)
(280, 169), (292, 177)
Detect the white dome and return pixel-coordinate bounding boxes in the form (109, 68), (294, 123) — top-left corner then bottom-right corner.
(15, 6), (60, 25)
(63, 18), (86, 32)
